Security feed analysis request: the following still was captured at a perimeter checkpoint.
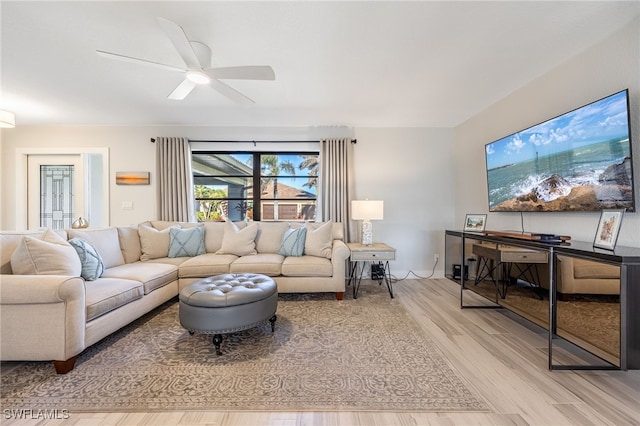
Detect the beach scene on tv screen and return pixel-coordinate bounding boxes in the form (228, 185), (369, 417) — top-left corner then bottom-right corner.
(486, 91), (634, 212)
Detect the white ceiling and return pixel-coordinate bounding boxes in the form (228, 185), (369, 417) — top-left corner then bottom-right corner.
(1, 1), (638, 128)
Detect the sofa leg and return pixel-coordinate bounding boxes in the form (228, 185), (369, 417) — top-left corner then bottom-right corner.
(335, 292), (344, 301)
(53, 356), (77, 374)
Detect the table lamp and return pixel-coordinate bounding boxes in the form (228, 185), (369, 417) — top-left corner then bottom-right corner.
(351, 200), (384, 245)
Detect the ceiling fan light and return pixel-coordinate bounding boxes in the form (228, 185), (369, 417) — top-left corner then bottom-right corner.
(0, 110), (15, 128)
(186, 71), (210, 85)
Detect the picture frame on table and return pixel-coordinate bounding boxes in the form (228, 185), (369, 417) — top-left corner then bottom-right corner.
(464, 214), (487, 232)
(593, 209), (625, 250)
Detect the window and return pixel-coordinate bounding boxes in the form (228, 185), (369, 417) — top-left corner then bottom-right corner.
(192, 152), (318, 222)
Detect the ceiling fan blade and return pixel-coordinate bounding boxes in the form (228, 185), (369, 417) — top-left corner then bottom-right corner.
(156, 17), (202, 70)
(206, 66), (275, 80)
(96, 50), (185, 73)
(209, 79), (254, 105)
(168, 79), (197, 100)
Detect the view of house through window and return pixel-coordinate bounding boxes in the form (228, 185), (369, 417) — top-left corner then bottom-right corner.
(192, 152), (318, 222)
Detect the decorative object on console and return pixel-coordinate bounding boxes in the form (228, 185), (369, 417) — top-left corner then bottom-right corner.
(71, 217), (89, 229)
(351, 199), (384, 245)
(593, 209), (625, 250)
(483, 230), (571, 244)
(464, 214), (487, 232)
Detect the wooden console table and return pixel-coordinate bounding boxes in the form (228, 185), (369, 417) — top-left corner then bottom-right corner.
(445, 230), (640, 370)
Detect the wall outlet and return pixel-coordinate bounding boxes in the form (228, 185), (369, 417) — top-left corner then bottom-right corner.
(122, 201), (133, 210)
(434, 253), (440, 262)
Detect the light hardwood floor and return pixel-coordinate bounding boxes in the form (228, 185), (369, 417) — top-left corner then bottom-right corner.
(2, 278), (639, 426)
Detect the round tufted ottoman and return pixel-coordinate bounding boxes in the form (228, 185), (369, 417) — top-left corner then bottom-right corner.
(179, 273), (278, 355)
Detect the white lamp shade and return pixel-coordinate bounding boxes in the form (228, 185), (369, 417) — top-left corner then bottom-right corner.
(0, 110), (15, 128)
(351, 200), (384, 221)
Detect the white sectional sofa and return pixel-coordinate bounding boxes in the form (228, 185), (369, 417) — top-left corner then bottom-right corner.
(0, 220), (349, 373)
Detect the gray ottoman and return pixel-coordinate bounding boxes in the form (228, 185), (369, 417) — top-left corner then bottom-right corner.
(179, 273), (278, 355)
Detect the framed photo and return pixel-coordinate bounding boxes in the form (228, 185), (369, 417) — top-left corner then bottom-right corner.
(464, 214), (487, 232)
(116, 171), (150, 185)
(593, 209), (624, 250)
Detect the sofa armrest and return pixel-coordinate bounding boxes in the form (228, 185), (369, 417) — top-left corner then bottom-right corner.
(331, 240), (351, 262)
(1, 275), (85, 304)
(330, 240), (351, 282)
(0, 275), (86, 362)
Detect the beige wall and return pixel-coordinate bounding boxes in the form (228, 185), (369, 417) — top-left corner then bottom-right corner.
(454, 17), (640, 248)
(0, 125), (453, 276)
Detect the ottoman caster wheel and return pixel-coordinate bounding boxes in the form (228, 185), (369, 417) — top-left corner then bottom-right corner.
(213, 334), (223, 356)
(188, 331), (195, 335)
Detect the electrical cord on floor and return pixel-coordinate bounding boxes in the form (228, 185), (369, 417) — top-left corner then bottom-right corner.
(389, 257), (438, 282)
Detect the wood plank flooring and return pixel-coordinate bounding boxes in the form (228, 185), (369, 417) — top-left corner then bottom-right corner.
(2, 278), (638, 425)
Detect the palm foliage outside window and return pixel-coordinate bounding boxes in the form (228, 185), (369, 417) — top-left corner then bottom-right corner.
(192, 152), (319, 222)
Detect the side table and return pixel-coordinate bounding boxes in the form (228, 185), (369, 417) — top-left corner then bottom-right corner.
(347, 242), (396, 299)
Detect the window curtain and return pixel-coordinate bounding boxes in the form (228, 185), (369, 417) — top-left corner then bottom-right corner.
(319, 138), (355, 242)
(155, 137), (195, 222)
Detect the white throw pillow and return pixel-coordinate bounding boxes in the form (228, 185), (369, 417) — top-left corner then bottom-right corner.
(138, 224), (177, 261)
(216, 221), (258, 256)
(304, 222), (333, 259)
(10, 229), (81, 276)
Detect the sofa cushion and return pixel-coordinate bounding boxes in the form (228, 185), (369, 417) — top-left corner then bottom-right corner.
(256, 221), (288, 253)
(282, 255), (333, 277)
(10, 229), (81, 276)
(67, 228), (125, 269)
(178, 253), (237, 278)
(202, 221), (247, 253)
(230, 253), (284, 276)
(304, 222), (333, 259)
(101, 262), (178, 295)
(217, 221), (258, 256)
(68, 238), (104, 281)
(139, 224), (177, 261)
(573, 258), (620, 279)
(85, 278), (144, 321)
(1, 230), (47, 274)
(278, 226), (307, 257)
(168, 227), (205, 258)
(117, 226), (142, 264)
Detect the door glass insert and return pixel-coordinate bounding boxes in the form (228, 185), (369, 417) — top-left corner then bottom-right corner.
(40, 165), (74, 229)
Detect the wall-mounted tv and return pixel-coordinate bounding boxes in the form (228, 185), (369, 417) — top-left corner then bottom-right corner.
(485, 89), (635, 212)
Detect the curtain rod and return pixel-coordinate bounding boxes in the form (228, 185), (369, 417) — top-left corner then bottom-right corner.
(150, 138), (356, 144)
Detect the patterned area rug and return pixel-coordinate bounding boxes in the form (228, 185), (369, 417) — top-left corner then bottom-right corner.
(1, 283), (489, 413)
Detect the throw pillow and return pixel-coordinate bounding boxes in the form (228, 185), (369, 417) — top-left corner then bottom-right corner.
(138, 224), (177, 261)
(304, 221), (333, 259)
(10, 229), (81, 276)
(66, 227), (125, 269)
(68, 238), (104, 281)
(278, 226), (307, 257)
(168, 226), (206, 258)
(216, 220), (258, 256)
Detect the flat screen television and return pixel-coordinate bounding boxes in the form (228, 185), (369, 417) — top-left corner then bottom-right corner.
(485, 89), (635, 212)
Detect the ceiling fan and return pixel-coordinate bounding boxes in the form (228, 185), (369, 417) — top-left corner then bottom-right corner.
(96, 17), (275, 104)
